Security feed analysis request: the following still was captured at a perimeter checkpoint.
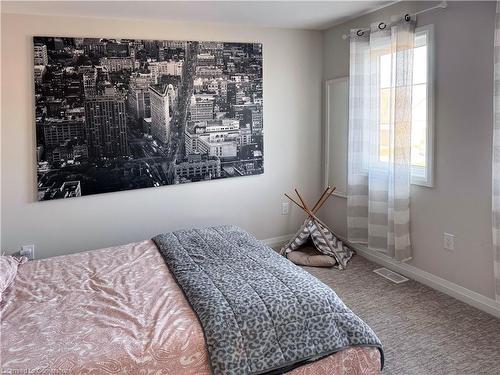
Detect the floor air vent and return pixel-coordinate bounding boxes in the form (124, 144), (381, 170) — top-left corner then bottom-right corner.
(373, 267), (409, 284)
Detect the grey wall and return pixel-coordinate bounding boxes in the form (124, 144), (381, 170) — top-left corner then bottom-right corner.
(2, 1), (497, 301)
(0, 13), (324, 258)
(321, 1), (497, 299)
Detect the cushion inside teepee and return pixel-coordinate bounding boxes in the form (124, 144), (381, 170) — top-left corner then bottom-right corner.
(286, 242), (337, 268)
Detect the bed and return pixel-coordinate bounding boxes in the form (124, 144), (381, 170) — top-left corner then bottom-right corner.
(1, 226), (382, 374)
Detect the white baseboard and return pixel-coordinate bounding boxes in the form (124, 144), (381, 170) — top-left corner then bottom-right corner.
(260, 233), (500, 319)
(261, 233), (294, 248)
(352, 244), (500, 320)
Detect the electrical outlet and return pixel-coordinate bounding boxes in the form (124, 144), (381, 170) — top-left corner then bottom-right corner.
(281, 202), (290, 215)
(443, 233), (455, 251)
(20, 244), (35, 260)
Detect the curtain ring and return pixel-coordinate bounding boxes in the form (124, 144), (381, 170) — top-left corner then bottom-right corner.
(356, 30), (364, 36)
(404, 13), (411, 22)
(378, 22), (387, 30)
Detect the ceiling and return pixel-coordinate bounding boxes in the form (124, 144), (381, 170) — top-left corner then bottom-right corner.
(1, 1), (393, 30)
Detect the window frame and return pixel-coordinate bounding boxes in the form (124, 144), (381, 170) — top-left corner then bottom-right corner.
(371, 24), (434, 187)
(411, 24), (434, 187)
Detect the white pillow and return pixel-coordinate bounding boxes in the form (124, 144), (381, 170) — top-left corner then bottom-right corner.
(0, 256), (27, 302)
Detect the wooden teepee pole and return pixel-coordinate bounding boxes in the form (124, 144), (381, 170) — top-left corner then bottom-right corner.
(284, 186), (337, 217)
(294, 189), (315, 217)
(284, 193), (307, 212)
(311, 186), (331, 212)
(313, 187), (336, 213)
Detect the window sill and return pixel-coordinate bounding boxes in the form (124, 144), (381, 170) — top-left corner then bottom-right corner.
(411, 177), (433, 188)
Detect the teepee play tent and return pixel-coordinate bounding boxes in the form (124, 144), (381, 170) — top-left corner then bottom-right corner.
(280, 187), (355, 269)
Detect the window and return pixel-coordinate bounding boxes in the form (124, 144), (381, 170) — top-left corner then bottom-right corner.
(378, 24), (434, 187)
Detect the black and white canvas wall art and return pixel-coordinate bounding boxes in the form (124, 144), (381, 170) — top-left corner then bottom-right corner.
(33, 37), (263, 201)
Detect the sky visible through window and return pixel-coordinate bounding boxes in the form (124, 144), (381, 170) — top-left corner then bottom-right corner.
(378, 36), (428, 169)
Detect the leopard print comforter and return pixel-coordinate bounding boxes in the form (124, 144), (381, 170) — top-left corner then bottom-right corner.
(153, 225), (384, 375)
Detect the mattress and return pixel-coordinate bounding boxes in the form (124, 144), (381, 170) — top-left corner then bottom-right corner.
(1, 240), (381, 374)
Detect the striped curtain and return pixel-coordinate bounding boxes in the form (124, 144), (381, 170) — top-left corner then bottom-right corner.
(347, 17), (415, 261)
(492, 2), (500, 301)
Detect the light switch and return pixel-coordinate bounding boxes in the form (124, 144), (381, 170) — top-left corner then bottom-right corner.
(444, 233), (455, 251)
(281, 202), (290, 215)
(20, 244), (35, 260)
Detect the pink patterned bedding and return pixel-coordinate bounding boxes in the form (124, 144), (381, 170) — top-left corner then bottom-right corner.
(1, 240), (380, 374)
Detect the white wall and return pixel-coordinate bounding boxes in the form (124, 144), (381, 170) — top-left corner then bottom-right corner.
(0, 13), (324, 258)
(321, 1), (497, 299)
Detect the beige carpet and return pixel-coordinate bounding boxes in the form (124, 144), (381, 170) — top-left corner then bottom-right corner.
(301, 255), (500, 375)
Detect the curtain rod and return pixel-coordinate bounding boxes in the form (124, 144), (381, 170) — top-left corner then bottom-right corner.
(341, 1), (447, 40)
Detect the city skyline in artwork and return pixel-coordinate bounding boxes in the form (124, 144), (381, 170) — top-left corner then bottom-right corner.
(33, 36), (263, 201)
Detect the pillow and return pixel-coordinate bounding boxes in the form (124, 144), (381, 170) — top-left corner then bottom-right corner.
(287, 247), (337, 268)
(0, 255), (27, 302)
